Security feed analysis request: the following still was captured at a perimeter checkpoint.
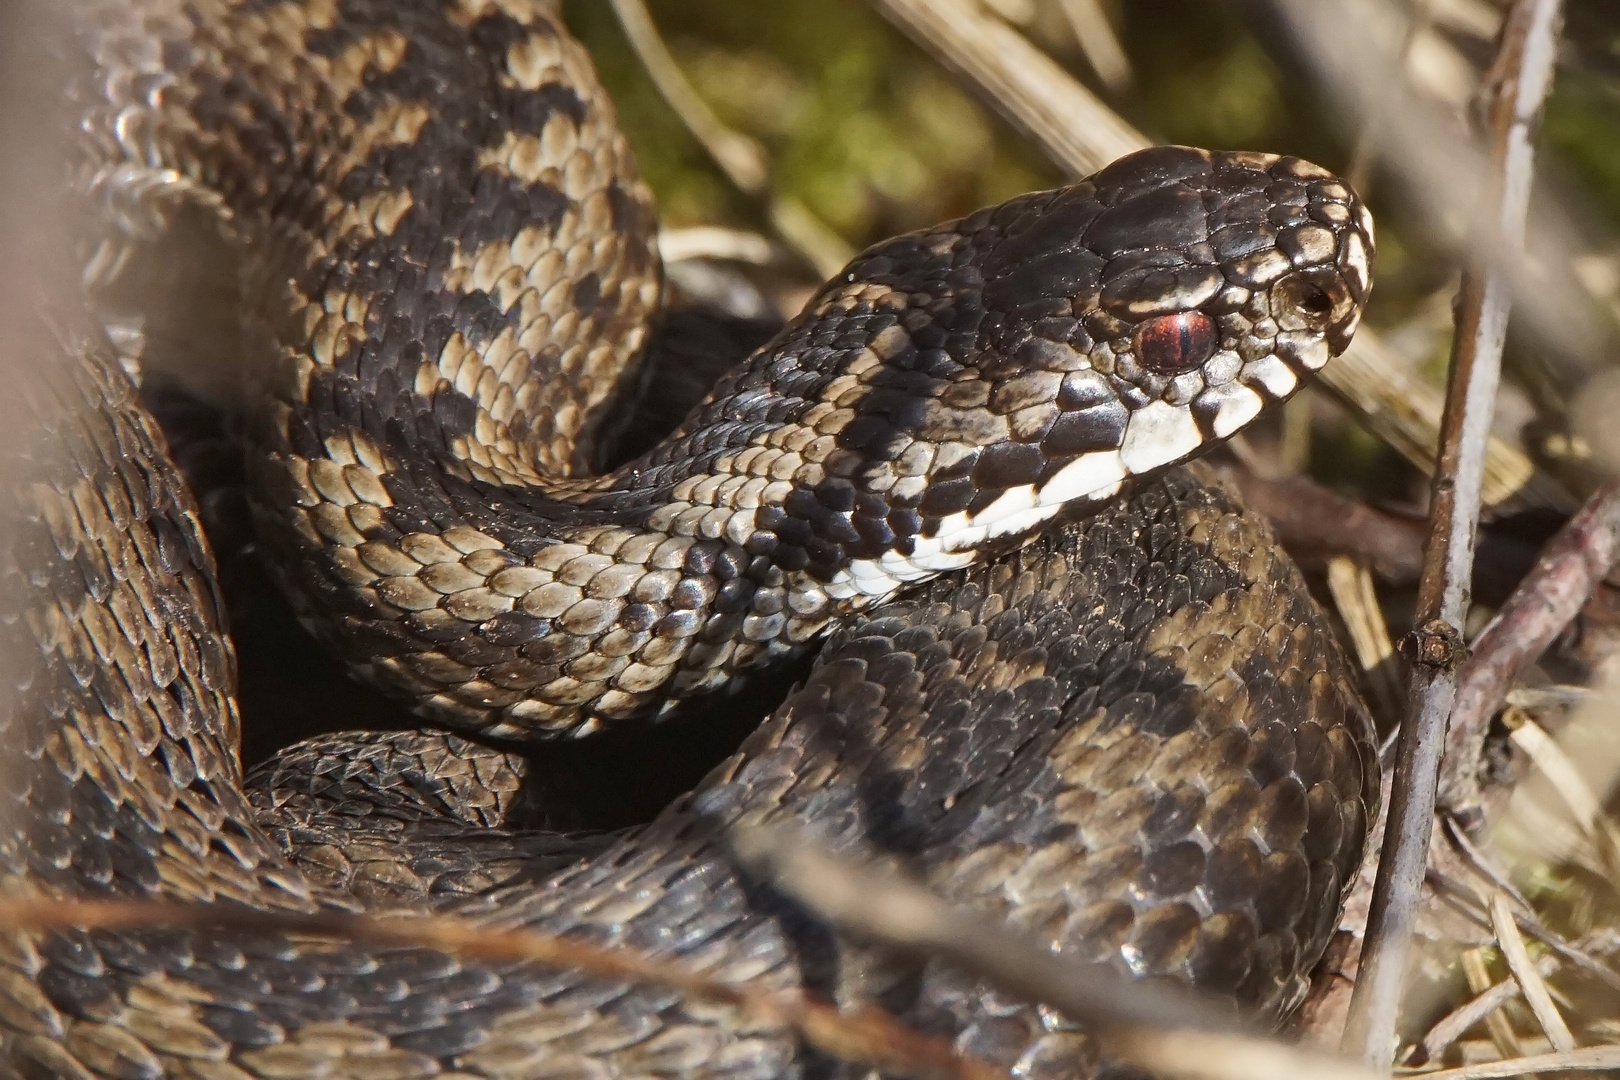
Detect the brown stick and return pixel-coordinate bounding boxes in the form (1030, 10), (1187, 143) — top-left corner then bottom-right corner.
(1439, 481), (1620, 822)
(1223, 469), (1429, 584)
(1340, 0), (1566, 1067)
(1221, 467), (1551, 602)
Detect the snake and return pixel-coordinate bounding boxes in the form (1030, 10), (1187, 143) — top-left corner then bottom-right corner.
(0, 1), (1381, 1077)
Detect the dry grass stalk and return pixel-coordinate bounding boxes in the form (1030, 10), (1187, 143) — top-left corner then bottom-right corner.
(1503, 711), (1620, 878)
(1055, 0), (1133, 94)
(608, 0), (854, 276)
(1418, 1045), (1620, 1078)
(1460, 947), (1527, 1062)
(1421, 947), (1562, 1065)
(658, 227), (781, 266)
(1488, 893), (1577, 1054)
(608, 0), (767, 192)
(1328, 556), (1406, 725)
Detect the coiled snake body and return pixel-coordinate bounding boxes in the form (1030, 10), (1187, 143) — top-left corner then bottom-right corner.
(2, 1), (1379, 1076)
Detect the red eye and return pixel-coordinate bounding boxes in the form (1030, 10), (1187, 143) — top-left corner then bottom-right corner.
(1134, 312), (1217, 375)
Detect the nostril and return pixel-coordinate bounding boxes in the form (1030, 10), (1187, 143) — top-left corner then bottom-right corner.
(1301, 289), (1332, 317)
(1272, 271), (1347, 329)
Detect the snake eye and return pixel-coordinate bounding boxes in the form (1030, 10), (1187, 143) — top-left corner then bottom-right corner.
(1134, 311), (1217, 375)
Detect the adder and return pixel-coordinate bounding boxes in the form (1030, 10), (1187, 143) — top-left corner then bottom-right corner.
(0, 1), (1378, 1077)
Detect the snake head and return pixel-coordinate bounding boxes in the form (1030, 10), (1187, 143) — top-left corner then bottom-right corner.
(938, 147), (1370, 518)
(967, 146), (1375, 507)
(736, 147), (1374, 597)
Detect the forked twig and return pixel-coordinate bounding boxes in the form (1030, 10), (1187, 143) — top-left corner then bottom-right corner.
(0, 894), (1003, 1080)
(1438, 481), (1620, 823)
(1341, 0), (1566, 1067)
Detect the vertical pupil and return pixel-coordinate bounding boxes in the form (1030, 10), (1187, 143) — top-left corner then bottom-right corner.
(1135, 312), (1217, 374)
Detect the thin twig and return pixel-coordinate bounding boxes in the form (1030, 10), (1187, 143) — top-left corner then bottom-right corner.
(1438, 481), (1620, 822)
(1443, 813), (1540, 921)
(728, 823), (1385, 1080)
(608, 0), (854, 278)
(867, 0), (1569, 514)
(1489, 893), (1577, 1054)
(1342, 0), (1566, 1066)
(0, 894), (1003, 1080)
(1419, 1046), (1620, 1079)
(608, 0), (767, 193)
